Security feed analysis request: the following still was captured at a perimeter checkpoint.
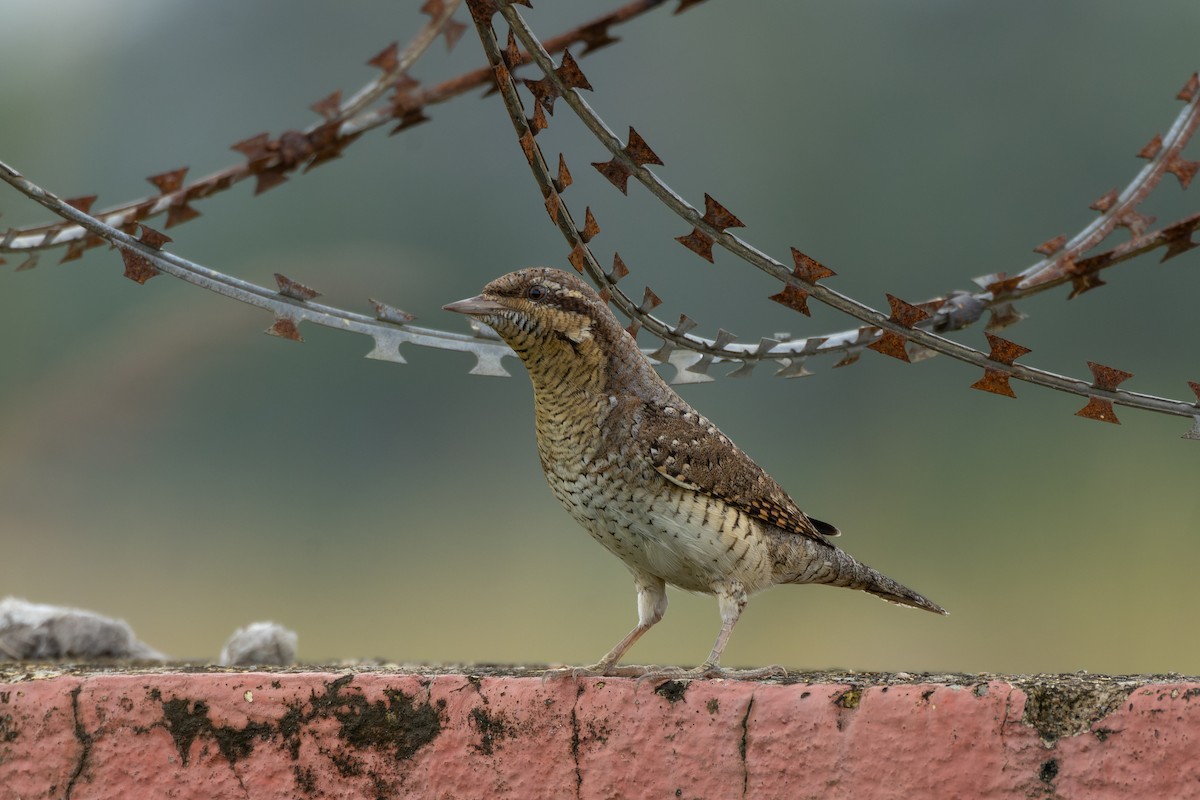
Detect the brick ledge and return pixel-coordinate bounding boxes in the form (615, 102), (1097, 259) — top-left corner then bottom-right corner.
(1, 666), (1197, 799)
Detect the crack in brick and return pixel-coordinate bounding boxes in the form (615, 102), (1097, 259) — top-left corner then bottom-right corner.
(64, 685), (92, 800)
(570, 683), (584, 800)
(997, 686), (1014, 773)
(740, 693), (755, 797)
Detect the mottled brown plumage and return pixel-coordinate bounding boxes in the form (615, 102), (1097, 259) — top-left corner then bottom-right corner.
(445, 267), (944, 677)
(640, 404), (839, 542)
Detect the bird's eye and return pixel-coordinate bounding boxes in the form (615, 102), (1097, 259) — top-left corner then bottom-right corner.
(526, 285), (548, 301)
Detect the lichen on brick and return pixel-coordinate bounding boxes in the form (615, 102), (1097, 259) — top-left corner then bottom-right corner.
(834, 688), (862, 710)
(1021, 678), (1133, 743)
(653, 680), (688, 704)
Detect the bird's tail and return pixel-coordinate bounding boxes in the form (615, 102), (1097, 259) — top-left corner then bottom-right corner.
(785, 540), (947, 615)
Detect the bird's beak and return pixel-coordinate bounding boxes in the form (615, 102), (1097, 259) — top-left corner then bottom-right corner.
(443, 294), (509, 317)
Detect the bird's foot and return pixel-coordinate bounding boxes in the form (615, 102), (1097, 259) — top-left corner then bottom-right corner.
(636, 662), (788, 686)
(540, 663), (651, 683)
(718, 663), (789, 680)
(543, 662), (787, 685)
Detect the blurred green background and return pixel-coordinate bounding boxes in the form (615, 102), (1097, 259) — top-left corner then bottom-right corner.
(1, 1), (1197, 674)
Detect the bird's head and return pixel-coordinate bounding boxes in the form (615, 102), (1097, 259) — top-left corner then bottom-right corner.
(444, 267), (613, 359)
(445, 267), (668, 400)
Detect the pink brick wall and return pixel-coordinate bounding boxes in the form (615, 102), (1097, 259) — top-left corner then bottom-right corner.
(1, 669), (1196, 799)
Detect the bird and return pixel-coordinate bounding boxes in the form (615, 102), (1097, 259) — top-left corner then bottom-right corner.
(444, 267), (946, 678)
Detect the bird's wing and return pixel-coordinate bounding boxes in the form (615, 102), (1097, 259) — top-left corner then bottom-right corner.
(638, 404), (839, 542)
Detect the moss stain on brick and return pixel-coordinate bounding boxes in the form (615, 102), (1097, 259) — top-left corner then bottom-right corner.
(154, 675), (445, 799)
(160, 698), (211, 766)
(160, 698), (272, 766)
(335, 688), (443, 760)
(469, 706), (515, 755)
(0, 711), (19, 743)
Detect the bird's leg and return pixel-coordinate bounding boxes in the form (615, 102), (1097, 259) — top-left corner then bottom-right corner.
(699, 585), (747, 672)
(639, 583), (785, 683)
(544, 576), (667, 680)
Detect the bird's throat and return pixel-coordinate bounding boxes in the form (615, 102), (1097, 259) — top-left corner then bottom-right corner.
(523, 337), (611, 469)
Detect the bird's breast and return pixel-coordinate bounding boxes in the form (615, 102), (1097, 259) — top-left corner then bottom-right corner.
(544, 452), (775, 595)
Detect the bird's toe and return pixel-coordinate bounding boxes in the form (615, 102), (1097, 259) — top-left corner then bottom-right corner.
(541, 663), (655, 682)
(637, 663), (788, 685)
